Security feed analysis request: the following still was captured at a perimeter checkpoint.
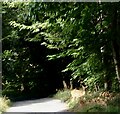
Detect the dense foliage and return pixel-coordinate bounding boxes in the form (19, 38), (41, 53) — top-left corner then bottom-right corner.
(2, 1), (120, 100)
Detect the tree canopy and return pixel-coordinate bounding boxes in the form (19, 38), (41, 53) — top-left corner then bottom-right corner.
(2, 1), (120, 100)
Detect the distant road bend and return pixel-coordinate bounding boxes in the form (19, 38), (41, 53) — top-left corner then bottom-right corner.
(5, 98), (69, 112)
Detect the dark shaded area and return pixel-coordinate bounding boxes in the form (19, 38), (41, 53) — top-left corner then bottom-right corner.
(3, 2), (120, 103)
(2, 39), (72, 101)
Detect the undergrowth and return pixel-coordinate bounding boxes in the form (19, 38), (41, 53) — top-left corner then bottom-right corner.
(0, 96), (11, 114)
(53, 89), (71, 103)
(54, 89), (120, 112)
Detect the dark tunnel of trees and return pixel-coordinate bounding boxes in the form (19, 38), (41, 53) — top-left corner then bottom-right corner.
(2, 2), (120, 101)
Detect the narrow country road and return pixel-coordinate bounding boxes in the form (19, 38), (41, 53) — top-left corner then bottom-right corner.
(5, 98), (69, 113)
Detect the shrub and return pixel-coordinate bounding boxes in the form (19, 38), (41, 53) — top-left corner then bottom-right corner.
(53, 89), (71, 102)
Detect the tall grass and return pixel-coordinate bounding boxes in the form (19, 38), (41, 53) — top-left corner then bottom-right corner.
(0, 96), (11, 114)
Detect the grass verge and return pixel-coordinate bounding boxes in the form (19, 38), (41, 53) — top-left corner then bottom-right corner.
(53, 89), (120, 112)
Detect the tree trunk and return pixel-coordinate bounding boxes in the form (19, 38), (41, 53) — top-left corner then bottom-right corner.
(112, 41), (120, 86)
(99, 2), (110, 91)
(62, 80), (67, 89)
(111, 3), (120, 88)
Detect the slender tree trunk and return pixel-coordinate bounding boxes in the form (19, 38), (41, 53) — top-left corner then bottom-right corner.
(101, 46), (108, 90)
(62, 80), (67, 89)
(101, 45), (112, 91)
(70, 80), (73, 89)
(111, 3), (120, 88)
(112, 41), (120, 86)
(98, 2), (110, 90)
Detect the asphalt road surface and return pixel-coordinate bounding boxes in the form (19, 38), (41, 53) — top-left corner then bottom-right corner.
(5, 98), (69, 113)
